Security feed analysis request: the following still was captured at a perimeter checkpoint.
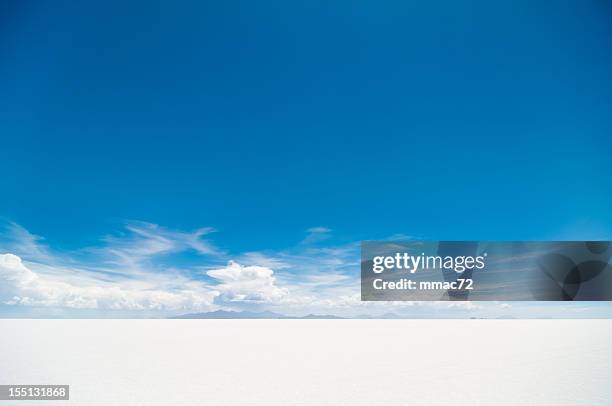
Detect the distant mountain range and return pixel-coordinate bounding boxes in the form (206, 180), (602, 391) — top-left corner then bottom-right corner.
(169, 310), (511, 319)
(170, 310), (344, 319)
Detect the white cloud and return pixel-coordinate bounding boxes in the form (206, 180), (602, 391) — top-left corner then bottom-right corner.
(0, 222), (52, 262)
(0, 253), (218, 311)
(302, 273), (352, 285)
(101, 221), (221, 272)
(236, 252), (291, 270)
(301, 227), (332, 245)
(0, 222), (512, 318)
(306, 227), (331, 234)
(207, 261), (288, 303)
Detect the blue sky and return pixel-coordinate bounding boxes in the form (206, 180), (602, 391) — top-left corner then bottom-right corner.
(1, 1), (611, 317)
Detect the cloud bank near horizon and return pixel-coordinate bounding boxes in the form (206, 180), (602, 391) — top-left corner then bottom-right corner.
(0, 221), (389, 316)
(0, 221), (606, 318)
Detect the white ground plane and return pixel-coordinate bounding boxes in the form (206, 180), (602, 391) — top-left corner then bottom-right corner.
(1, 320), (611, 405)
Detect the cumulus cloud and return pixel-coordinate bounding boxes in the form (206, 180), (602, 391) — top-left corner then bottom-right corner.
(207, 261), (288, 303)
(0, 221), (500, 317)
(0, 254), (218, 311)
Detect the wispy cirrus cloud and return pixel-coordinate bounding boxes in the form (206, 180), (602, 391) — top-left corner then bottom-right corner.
(0, 222), (53, 262)
(99, 221), (222, 271)
(300, 226), (332, 245)
(0, 220), (491, 317)
(0, 221), (224, 313)
(0, 253), (218, 311)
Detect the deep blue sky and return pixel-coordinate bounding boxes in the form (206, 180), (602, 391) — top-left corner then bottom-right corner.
(2, 0), (611, 254)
